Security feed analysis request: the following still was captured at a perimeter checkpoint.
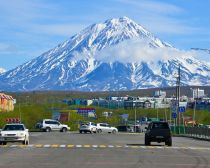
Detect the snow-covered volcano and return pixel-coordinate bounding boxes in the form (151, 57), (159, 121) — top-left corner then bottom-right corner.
(0, 16), (209, 91)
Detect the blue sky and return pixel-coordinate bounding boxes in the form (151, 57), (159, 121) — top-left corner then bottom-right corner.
(0, 0), (209, 70)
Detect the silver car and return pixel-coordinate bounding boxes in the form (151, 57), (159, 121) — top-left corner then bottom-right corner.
(96, 123), (118, 134)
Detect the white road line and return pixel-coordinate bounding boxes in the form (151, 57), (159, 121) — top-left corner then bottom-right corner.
(92, 145), (98, 148)
(43, 144), (51, 148)
(76, 145), (82, 148)
(27, 144), (34, 148)
(156, 146), (163, 149)
(108, 145), (114, 148)
(60, 145), (66, 148)
(10, 145), (18, 148)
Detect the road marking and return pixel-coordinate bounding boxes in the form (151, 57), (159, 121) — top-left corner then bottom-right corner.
(156, 146), (163, 149)
(67, 145), (74, 148)
(99, 145), (106, 148)
(43, 144), (51, 148)
(35, 144), (43, 148)
(28, 144), (34, 148)
(1, 144), (210, 150)
(60, 145), (66, 148)
(108, 145), (114, 148)
(10, 145), (18, 148)
(130, 146), (140, 148)
(116, 145), (122, 148)
(51, 144), (59, 148)
(84, 145), (90, 148)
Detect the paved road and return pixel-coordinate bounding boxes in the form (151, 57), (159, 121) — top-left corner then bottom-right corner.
(0, 132), (210, 168)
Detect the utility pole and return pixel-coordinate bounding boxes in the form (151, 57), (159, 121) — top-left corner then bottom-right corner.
(134, 101), (137, 133)
(176, 65), (181, 134)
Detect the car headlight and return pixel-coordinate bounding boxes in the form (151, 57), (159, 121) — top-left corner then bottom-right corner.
(19, 133), (24, 136)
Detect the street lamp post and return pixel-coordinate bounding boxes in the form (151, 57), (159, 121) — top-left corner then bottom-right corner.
(193, 99), (196, 126)
(134, 101), (137, 133)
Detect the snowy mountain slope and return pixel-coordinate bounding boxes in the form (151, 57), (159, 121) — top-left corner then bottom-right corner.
(0, 16), (209, 91)
(0, 68), (6, 74)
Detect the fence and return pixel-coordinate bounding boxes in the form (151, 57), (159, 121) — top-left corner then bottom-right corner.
(171, 126), (210, 140)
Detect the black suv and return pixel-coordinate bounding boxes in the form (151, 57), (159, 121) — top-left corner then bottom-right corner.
(145, 121), (172, 146)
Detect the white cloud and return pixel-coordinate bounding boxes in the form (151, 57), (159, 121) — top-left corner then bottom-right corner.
(72, 39), (203, 63)
(0, 43), (18, 54)
(116, 0), (183, 14)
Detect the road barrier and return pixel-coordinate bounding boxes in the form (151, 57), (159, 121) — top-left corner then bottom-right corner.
(184, 127), (210, 140)
(171, 126), (210, 141)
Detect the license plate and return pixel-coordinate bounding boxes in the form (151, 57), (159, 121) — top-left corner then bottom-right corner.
(156, 136), (164, 138)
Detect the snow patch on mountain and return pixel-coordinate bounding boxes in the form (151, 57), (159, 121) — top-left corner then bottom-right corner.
(0, 68), (6, 74)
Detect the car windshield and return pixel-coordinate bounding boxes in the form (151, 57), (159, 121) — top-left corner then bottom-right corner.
(152, 123), (169, 129)
(3, 125), (25, 131)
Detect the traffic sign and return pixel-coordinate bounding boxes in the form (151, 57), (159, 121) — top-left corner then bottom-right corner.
(179, 106), (186, 113)
(172, 113), (177, 119)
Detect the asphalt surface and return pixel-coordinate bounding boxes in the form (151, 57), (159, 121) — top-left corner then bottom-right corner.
(0, 132), (210, 168)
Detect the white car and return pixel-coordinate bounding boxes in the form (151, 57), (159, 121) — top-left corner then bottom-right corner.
(0, 123), (29, 145)
(97, 123), (118, 134)
(36, 119), (70, 132)
(79, 122), (97, 133)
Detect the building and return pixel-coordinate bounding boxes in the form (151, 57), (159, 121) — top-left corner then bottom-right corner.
(191, 88), (205, 99)
(124, 97), (152, 109)
(154, 90), (166, 98)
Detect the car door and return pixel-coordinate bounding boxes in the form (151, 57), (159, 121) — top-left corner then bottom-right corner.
(53, 121), (61, 131)
(99, 124), (107, 132)
(106, 124), (112, 132)
(91, 122), (97, 132)
(103, 124), (110, 133)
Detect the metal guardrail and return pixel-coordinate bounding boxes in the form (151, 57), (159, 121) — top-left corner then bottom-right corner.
(171, 126), (210, 140)
(184, 127), (210, 140)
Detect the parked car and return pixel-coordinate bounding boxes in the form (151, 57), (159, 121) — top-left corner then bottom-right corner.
(79, 122), (97, 133)
(97, 123), (118, 134)
(0, 123), (29, 145)
(35, 119), (70, 132)
(117, 125), (134, 132)
(145, 121), (172, 146)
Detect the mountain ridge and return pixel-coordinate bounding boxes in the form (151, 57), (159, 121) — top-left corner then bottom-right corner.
(0, 16), (209, 91)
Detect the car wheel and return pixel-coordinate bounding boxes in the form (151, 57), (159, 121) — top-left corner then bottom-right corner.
(22, 140), (29, 145)
(79, 130), (82, 134)
(90, 128), (94, 134)
(26, 138), (30, 145)
(2, 142), (7, 145)
(165, 138), (172, 146)
(97, 129), (102, 133)
(45, 127), (51, 132)
(62, 127), (67, 132)
(145, 136), (151, 146)
(112, 130), (117, 134)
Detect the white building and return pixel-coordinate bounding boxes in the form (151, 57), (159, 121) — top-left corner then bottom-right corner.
(191, 88), (205, 99)
(154, 90), (166, 98)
